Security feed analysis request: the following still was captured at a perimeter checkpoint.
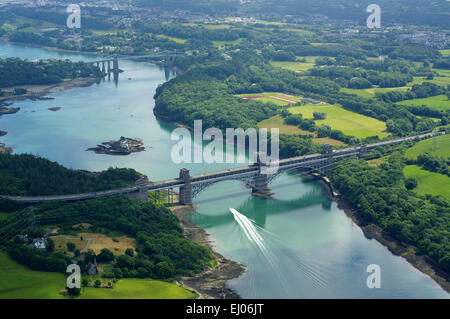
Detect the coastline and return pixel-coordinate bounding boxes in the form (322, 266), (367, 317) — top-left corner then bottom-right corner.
(0, 76), (101, 104)
(304, 171), (450, 294)
(0, 39), (103, 56)
(171, 205), (245, 299)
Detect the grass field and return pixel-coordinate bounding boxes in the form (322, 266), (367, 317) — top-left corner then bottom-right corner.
(271, 56), (320, 73)
(0, 253), (196, 299)
(395, 95), (450, 111)
(0, 252), (66, 299)
(440, 49), (450, 56)
(403, 134), (450, 159)
(256, 92), (301, 102)
(247, 97), (291, 106)
(288, 104), (388, 138)
(52, 232), (137, 255)
(156, 34), (186, 44)
(403, 165), (450, 199)
(341, 86), (409, 99)
(236, 92), (300, 105)
(258, 115), (346, 146)
(80, 279), (196, 299)
(341, 75), (450, 100)
(258, 115), (313, 135)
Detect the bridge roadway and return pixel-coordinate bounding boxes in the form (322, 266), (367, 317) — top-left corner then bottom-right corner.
(3, 133), (438, 204)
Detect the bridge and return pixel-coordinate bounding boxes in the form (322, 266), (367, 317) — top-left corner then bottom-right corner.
(87, 51), (188, 74)
(3, 133), (438, 205)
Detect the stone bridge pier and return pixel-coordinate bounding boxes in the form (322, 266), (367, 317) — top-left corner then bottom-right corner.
(251, 153), (272, 198)
(179, 168), (193, 205)
(322, 144), (333, 175)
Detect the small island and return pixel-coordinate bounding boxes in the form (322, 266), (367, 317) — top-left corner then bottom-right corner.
(0, 107), (20, 115)
(87, 137), (145, 155)
(48, 107), (61, 112)
(0, 130), (7, 137)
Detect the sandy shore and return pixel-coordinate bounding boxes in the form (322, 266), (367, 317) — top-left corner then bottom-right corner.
(171, 205), (245, 299)
(304, 172), (450, 293)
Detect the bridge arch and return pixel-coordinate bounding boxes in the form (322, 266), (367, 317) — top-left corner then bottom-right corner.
(191, 174), (257, 199)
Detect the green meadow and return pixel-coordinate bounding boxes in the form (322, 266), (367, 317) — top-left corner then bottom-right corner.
(80, 279), (196, 299)
(0, 252), (67, 299)
(271, 56), (321, 73)
(258, 115), (311, 135)
(288, 104), (388, 139)
(404, 134), (450, 159)
(395, 94), (450, 111)
(156, 34), (186, 44)
(403, 165), (450, 199)
(341, 75), (450, 99)
(0, 253), (196, 299)
(341, 86), (409, 99)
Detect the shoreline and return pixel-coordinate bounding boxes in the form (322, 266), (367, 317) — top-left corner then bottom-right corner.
(1, 39), (103, 56)
(0, 76), (101, 104)
(171, 205), (244, 299)
(304, 171), (450, 294)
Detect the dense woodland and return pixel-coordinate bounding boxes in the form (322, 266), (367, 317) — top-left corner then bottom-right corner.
(0, 153), (141, 196)
(0, 57), (102, 87)
(6, 196), (212, 279)
(331, 154), (450, 273)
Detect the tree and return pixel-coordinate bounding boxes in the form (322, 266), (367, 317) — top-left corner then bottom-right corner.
(67, 242), (76, 252)
(313, 112), (327, 120)
(404, 178), (418, 190)
(66, 287), (81, 296)
(97, 248), (114, 262)
(46, 238), (55, 252)
(125, 248), (134, 257)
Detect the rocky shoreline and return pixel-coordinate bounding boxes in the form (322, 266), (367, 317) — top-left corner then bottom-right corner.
(303, 171), (450, 294)
(171, 205), (244, 299)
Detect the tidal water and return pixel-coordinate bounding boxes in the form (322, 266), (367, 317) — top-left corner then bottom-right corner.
(0, 42), (448, 298)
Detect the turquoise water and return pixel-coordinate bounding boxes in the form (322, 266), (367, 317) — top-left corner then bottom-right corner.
(0, 42), (448, 298)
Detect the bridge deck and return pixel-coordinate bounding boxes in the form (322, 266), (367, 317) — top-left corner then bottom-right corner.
(2, 133), (438, 203)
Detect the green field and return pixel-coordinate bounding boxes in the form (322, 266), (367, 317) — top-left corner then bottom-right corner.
(404, 134), (450, 159)
(80, 279), (196, 299)
(403, 165), (450, 199)
(0, 252), (67, 299)
(396, 95), (450, 111)
(271, 56), (320, 73)
(440, 49), (450, 56)
(236, 92), (300, 106)
(341, 86), (409, 99)
(341, 75), (450, 99)
(0, 253), (196, 299)
(288, 104), (388, 138)
(258, 115), (312, 135)
(156, 34), (186, 44)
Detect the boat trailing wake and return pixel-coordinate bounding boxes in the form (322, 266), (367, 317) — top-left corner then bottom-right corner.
(229, 207), (330, 296)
